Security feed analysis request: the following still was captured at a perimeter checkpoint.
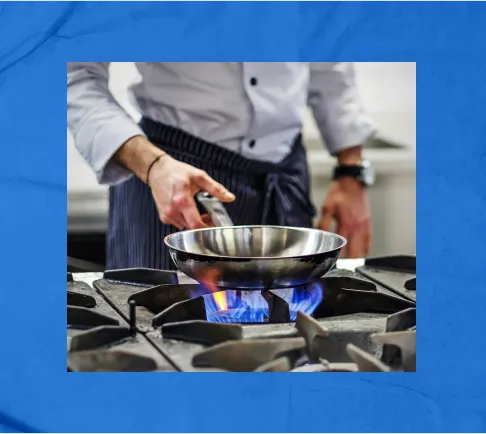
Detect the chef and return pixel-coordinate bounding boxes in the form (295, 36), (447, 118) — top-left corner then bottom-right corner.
(67, 62), (376, 270)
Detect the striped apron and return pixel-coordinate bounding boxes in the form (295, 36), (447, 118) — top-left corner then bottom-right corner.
(106, 118), (316, 270)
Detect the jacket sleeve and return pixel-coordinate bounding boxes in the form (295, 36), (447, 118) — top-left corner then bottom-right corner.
(67, 62), (146, 185)
(307, 62), (377, 155)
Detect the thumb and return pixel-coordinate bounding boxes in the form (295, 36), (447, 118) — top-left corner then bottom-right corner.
(319, 209), (333, 231)
(192, 171), (235, 203)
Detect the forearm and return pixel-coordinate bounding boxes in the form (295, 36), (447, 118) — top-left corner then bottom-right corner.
(113, 135), (165, 183)
(336, 145), (363, 165)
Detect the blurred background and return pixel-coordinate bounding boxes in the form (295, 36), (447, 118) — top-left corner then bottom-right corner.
(67, 62), (416, 267)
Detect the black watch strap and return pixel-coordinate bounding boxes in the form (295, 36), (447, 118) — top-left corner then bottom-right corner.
(333, 165), (363, 180)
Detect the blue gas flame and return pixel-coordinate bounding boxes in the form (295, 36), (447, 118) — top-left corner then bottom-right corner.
(190, 282), (323, 323)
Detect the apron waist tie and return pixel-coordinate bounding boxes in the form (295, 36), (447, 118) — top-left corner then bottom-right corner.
(262, 172), (316, 226)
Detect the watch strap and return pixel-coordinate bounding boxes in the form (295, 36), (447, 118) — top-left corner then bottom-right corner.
(333, 165), (364, 180)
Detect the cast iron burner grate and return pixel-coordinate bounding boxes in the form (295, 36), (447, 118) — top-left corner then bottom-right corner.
(188, 310), (416, 372)
(67, 272), (177, 372)
(356, 255), (416, 302)
(76, 256), (417, 372)
(125, 275), (414, 327)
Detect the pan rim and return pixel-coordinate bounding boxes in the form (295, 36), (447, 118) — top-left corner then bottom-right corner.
(163, 225), (347, 260)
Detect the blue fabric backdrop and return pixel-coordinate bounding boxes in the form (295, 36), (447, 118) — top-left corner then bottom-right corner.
(0, 1), (485, 432)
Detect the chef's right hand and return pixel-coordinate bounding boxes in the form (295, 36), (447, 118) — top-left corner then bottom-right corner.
(148, 154), (235, 230)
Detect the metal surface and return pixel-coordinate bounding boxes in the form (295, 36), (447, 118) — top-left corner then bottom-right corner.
(295, 312), (377, 363)
(153, 296), (207, 327)
(67, 273), (178, 372)
(196, 192), (234, 227)
(161, 320), (243, 345)
(291, 361), (358, 372)
(67, 291), (97, 308)
(254, 357), (292, 372)
(128, 283), (207, 314)
(67, 256), (105, 273)
(405, 277), (416, 290)
(104, 268), (179, 286)
(346, 344), (391, 372)
(164, 225), (346, 289)
(312, 277), (415, 318)
(67, 306), (120, 328)
(129, 300), (137, 334)
(386, 307), (416, 332)
(382, 307), (416, 366)
(70, 257), (417, 373)
(69, 326), (132, 352)
(132, 273), (414, 328)
(357, 254), (416, 301)
(365, 255), (416, 272)
(261, 290), (290, 322)
(192, 337), (306, 371)
(295, 312), (328, 362)
(372, 330), (416, 372)
(68, 349), (158, 372)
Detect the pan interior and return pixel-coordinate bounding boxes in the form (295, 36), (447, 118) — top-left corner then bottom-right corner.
(165, 226), (346, 259)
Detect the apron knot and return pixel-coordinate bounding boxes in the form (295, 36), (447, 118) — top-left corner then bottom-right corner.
(261, 172), (316, 227)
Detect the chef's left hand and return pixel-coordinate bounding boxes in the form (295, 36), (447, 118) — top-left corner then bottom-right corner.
(318, 177), (371, 258)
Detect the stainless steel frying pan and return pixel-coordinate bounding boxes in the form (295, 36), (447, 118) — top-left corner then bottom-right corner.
(163, 193), (347, 290)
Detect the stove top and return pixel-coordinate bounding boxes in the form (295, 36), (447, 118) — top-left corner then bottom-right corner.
(67, 255), (416, 372)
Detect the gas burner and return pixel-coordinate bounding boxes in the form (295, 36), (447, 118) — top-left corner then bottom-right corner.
(94, 270), (414, 329)
(69, 256), (417, 372)
(134, 275), (414, 327)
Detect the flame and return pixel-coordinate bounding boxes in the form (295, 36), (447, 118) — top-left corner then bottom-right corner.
(212, 291), (228, 311)
(191, 269), (324, 324)
(197, 268), (228, 311)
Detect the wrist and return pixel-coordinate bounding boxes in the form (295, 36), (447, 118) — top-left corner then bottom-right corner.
(333, 150), (375, 188)
(114, 135), (165, 181)
(334, 176), (365, 190)
(336, 145), (363, 165)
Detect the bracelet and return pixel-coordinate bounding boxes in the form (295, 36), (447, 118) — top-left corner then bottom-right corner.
(146, 153), (167, 186)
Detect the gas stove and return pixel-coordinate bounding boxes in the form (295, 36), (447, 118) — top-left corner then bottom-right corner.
(67, 255), (416, 372)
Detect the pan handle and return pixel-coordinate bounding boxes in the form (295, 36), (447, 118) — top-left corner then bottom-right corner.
(196, 192), (234, 227)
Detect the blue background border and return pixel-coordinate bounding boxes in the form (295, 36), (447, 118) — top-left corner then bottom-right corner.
(1, 1), (485, 432)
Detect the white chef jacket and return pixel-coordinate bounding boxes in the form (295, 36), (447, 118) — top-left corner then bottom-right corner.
(67, 62), (375, 185)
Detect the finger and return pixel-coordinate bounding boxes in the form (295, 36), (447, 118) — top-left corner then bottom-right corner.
(192, 171), (235, 203)
(201, 213), (216, 227)
(336, 223), (349, 259)
(170, 214), (186, 231)
(161, 211), (185, 230)
(319, 211), (333, 231)
(364, 224), (372, 257)
(173, 192), (208, 229)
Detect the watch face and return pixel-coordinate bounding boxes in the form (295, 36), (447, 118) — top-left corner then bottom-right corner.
(361, 160), (375, 186)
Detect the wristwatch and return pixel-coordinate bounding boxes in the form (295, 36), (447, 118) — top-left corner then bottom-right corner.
(333, 159), (375, 187)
